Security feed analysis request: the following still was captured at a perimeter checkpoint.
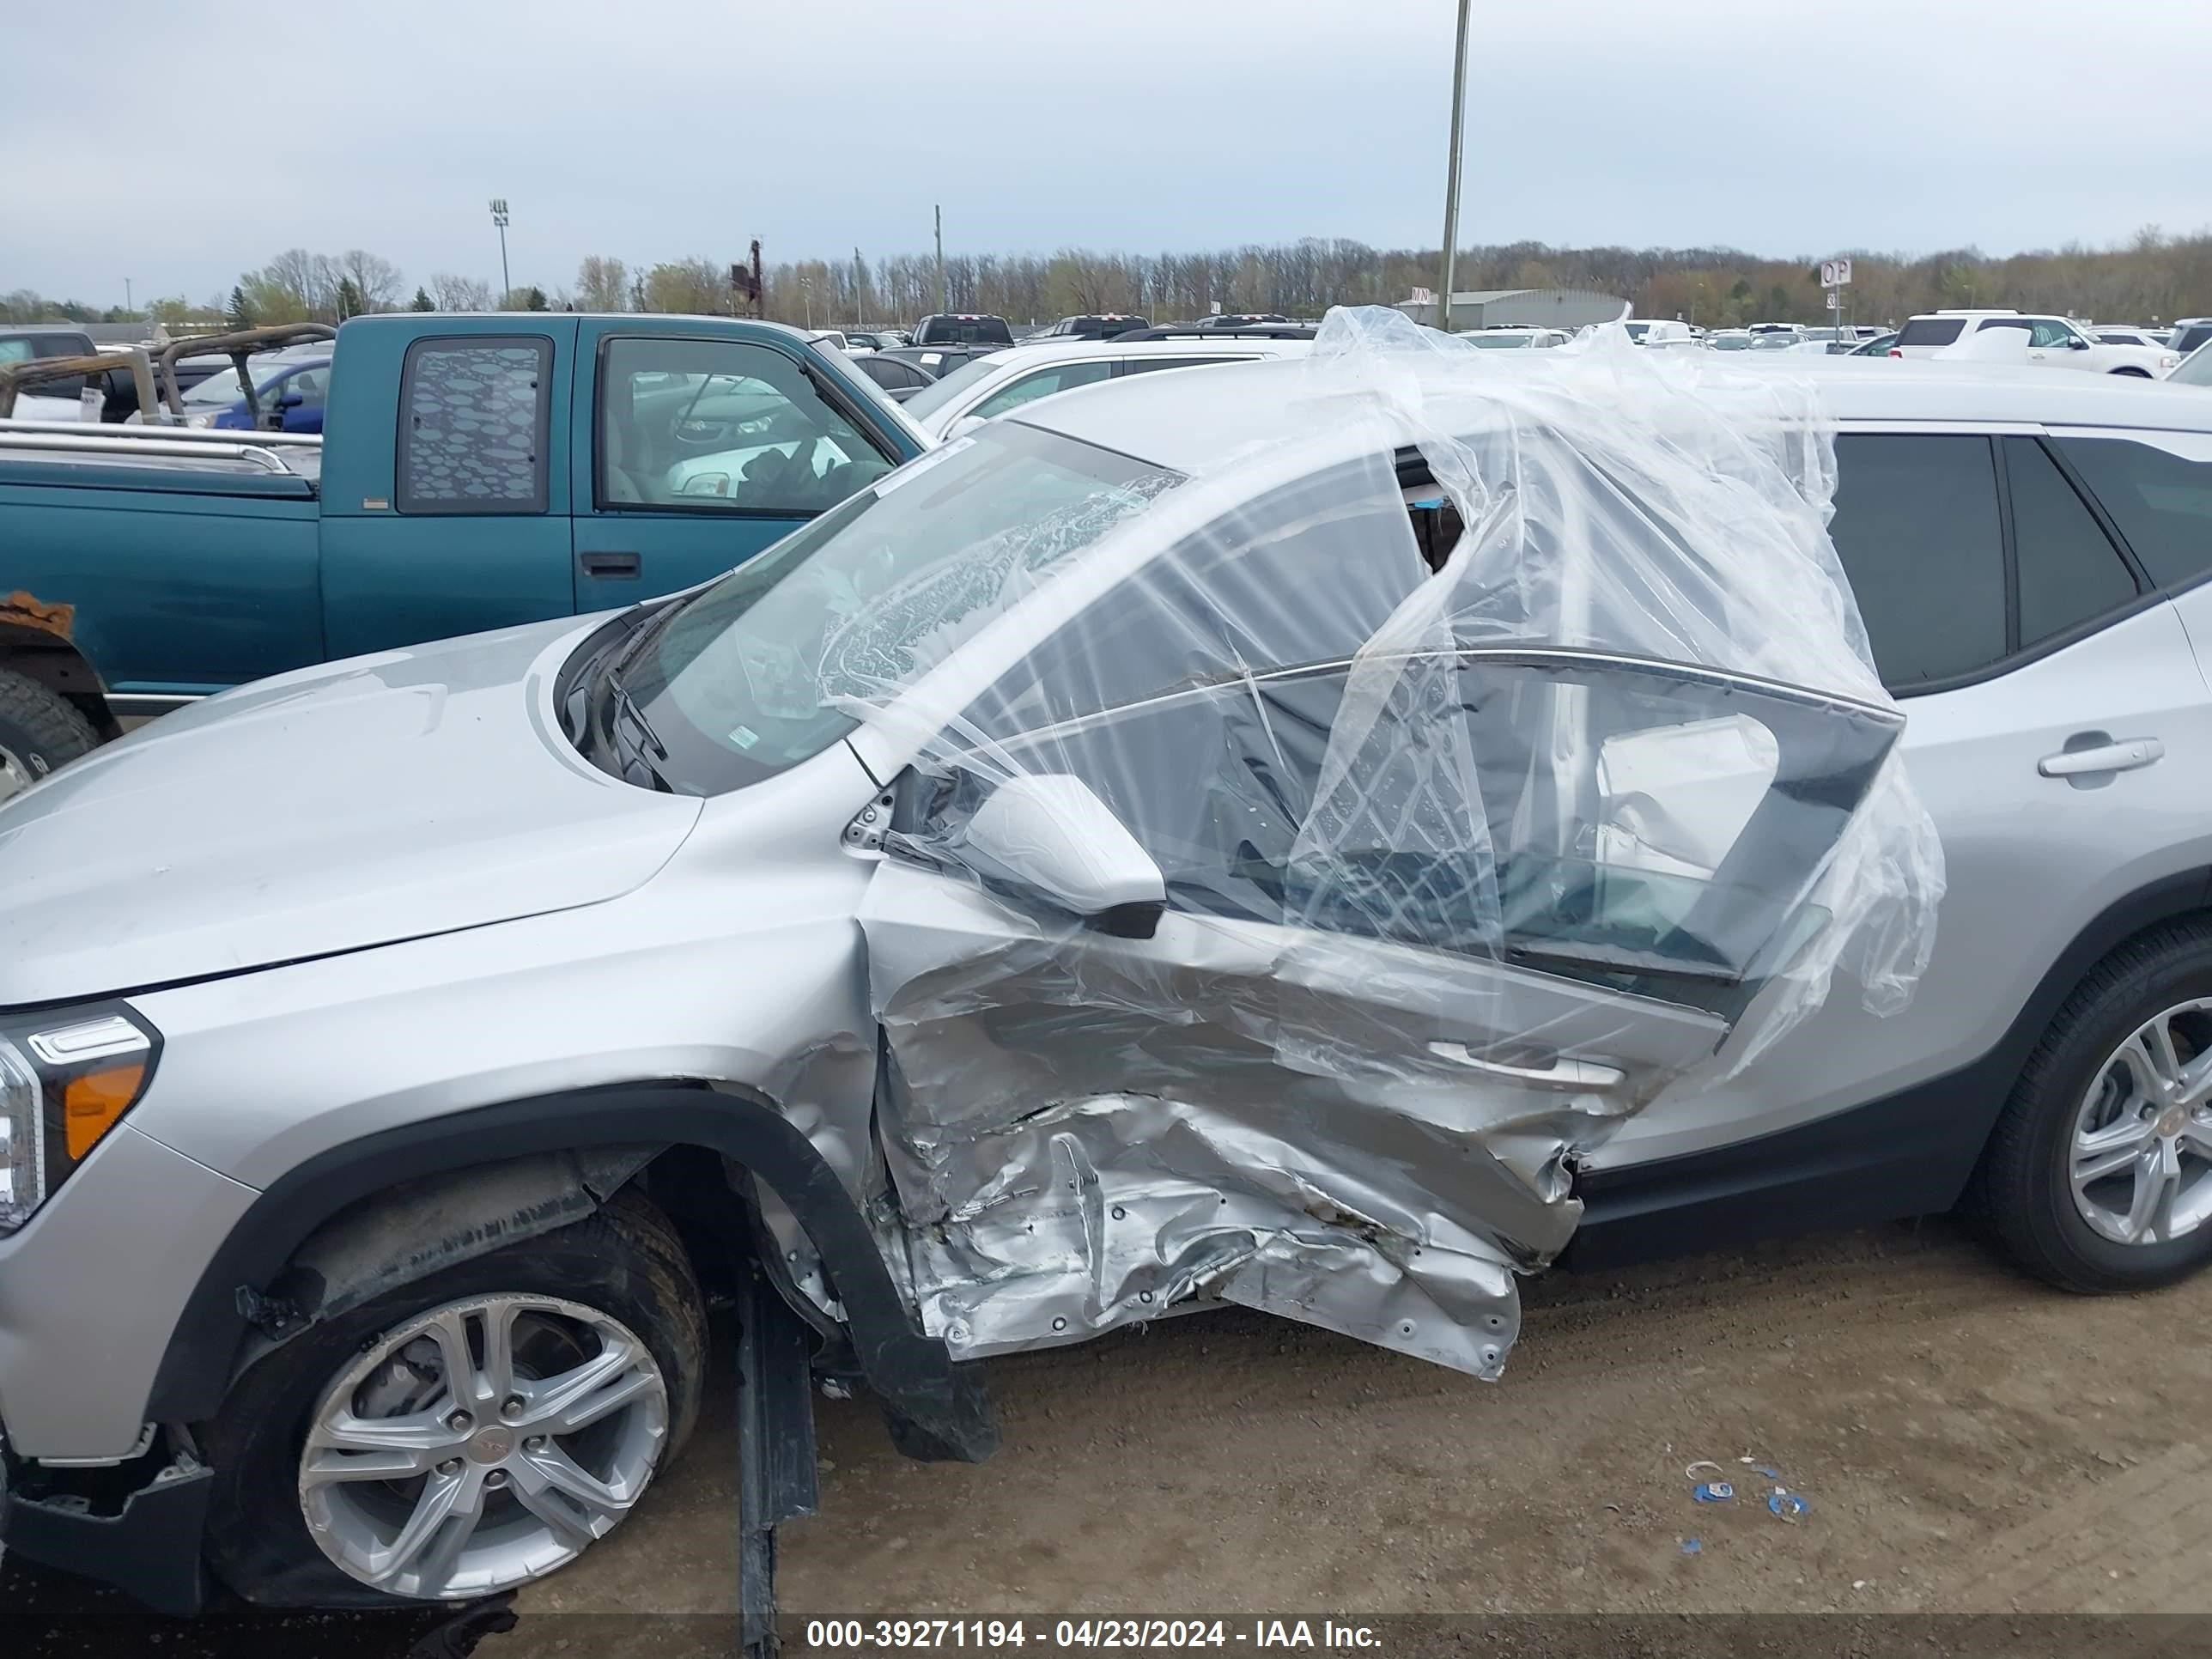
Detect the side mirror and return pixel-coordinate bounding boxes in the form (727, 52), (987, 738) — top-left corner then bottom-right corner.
(961, 774), (1165, 938)
(945, 413), (988, 441)
(276, 392), (306, 408)
(2067, 337), (2092, 350)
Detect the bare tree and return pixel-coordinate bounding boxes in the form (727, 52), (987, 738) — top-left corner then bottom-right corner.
(639, 259), (727, 315)
(428, 272), (496, 312)
(340, 250), (404, 313)
(575, 256), (630, 313)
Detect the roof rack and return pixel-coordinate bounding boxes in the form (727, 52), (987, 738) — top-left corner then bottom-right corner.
(1115, 325), (1316, 342)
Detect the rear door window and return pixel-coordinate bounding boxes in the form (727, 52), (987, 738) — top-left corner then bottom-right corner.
(2057, 434), (2212, 590)
(1120, 356), (1258, 375)
(398, 337), (552, 514)
(2002, 438), (2141, 646)
(1897, 318), (1965, 348)
(971, 361), (1114, 420)
(1828, 434), (2007, 687)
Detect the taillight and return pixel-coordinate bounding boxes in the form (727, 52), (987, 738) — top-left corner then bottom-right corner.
(1889, 348), (1903, 358)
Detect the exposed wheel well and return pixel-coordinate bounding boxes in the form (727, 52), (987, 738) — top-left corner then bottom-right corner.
(2109, 366), (2154, 377)
(0, 619), (121, 743)
(145, 1084), (997, 1465)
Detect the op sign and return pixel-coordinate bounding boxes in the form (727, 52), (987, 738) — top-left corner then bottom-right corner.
(1820, 259), (1854, 289)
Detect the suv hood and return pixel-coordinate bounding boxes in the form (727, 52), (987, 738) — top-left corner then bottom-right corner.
(0, 617), (702, 1006)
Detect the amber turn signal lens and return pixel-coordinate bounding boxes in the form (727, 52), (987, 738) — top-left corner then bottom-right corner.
(63, 1063), (146, 1160)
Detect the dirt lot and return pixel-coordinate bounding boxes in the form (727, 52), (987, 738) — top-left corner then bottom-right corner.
(519, 1215), (2211, 1625)
(14, 1215), (2209, 1656)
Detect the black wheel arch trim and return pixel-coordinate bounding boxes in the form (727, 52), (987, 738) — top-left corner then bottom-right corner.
(144, 1081), (998, 1464)
(1565, 866), (2212, 1267)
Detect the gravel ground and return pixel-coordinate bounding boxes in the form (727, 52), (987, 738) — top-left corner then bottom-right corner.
(12, 1216), (2210, 1656)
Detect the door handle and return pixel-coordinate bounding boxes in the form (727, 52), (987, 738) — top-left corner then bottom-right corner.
(580, 550), (641, 579)
(1427, 1042), (1626, 1091)
(2039, 738), (2164, 778)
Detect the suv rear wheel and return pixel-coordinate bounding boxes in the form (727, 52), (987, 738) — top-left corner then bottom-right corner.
(203, 1188), (706, 1607)
(1978, 922), (2212, 1291)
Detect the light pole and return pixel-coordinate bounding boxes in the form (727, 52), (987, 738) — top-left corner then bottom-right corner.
(125, 276), (134, 314)
(489, 198), (512, 306)
(1435, 0), (1473, 333)
(800, 276), (814, 330)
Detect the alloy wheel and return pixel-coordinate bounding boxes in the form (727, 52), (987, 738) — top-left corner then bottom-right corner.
(2069, 1000), (2212, 1246)
(298, 1293), (669, 1599)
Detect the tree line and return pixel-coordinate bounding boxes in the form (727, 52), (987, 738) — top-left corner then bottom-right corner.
(9, 228), (2211, 332)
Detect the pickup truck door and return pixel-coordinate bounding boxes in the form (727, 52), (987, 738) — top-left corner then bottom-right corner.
(569, 323), (914, 611)
(318, 319), (580, 660)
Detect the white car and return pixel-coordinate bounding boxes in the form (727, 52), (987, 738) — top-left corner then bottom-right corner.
(1623, 319), (1700, 350)
(2094, 325), (2166, 350)
(1895, 311), (2177, 377)
(1457, 325), (1572, 349)
(902, 336), (1311, 441)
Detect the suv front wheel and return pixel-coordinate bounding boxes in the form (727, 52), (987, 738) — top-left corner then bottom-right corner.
(202, 1188), (706, 1607)
(1978, 922), (2212, 1291)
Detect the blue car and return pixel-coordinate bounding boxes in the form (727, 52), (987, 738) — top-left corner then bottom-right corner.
(178, 353), (332, 433)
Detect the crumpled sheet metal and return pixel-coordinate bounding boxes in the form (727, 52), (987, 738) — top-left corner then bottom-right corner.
(836, 308), (1944, 1376)
(862, 869), (1723, 1375)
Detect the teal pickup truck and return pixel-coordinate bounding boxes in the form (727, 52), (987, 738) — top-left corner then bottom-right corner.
(0, 312), (928, 793)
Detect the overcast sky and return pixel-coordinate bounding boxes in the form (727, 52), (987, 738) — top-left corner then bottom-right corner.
(11, 0), (2209, 307)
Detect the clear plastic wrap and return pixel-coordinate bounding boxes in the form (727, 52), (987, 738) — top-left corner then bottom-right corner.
(820, 309), (1943, 1376)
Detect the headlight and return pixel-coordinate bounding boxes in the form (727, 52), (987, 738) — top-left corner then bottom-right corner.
(679, 472), (731, 497)
(0, 1008), (158, 1234)
(185, 411), (220, 428)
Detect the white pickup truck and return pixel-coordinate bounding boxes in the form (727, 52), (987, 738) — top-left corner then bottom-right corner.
(0, 326), (103, 420)
(1894, 309), (2179, 376)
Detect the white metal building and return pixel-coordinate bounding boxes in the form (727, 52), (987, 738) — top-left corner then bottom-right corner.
(1395, 287), (1627, 330)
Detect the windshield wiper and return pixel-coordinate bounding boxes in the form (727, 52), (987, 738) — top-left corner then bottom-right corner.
(599, 669), (677, 792)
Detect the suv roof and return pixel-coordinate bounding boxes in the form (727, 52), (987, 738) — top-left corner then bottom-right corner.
(1010, 352), (2212, 481)
(1116, 324), (1317, 342)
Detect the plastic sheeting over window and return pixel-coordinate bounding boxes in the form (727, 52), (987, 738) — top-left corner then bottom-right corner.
(830, 308), (1943, 1377)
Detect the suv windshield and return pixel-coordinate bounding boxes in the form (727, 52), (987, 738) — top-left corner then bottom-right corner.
(603, 422), (1183, 793)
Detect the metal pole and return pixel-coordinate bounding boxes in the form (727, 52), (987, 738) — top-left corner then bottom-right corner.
(499, 227), (511, 305)
(934, 204), (947, 313)
(1436, 0), (1472, 334)
(125, 277), (133, 313)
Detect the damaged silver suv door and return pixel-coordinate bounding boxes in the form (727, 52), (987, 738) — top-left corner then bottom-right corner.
(844, 446), (1909, 1380)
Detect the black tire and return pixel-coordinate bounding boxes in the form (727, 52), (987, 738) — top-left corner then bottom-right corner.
(0, 665), (99, 792)
(1975, 921), (2212, 1293)
(2110, 366), (2153, 377)
(201, 1188), (708, 1607)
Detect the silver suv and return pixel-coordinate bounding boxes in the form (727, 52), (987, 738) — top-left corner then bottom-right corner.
(5, 349), (2212, 1615)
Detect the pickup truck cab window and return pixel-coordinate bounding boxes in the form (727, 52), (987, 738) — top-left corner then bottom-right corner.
(396, 337), (552, 514)
(597, 336), (893, 514)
